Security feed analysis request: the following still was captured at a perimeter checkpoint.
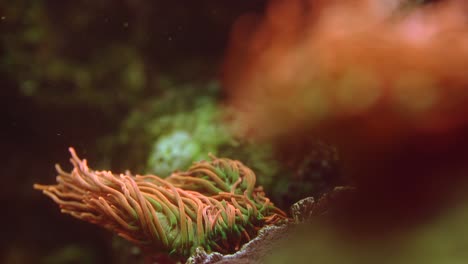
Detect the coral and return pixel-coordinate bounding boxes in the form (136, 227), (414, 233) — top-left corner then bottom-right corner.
(147, 131), (203, 176)
(143, 89), (232, 176)
(110, 81), (233, 175)
(34, 148), (286, 258)
(107, 81), (286, 205)
(224, 0), (468, 142)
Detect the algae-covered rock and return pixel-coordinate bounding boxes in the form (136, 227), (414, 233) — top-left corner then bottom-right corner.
(187, 225), (291, 264)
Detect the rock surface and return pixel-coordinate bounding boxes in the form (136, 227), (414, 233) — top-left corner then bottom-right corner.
(186, 225), (291, 264)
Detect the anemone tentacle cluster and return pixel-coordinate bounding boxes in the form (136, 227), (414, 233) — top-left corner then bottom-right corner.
(34, 148), (286, 257)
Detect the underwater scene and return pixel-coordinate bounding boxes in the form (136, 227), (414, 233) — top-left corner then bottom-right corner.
(3, 0), (468, 263)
